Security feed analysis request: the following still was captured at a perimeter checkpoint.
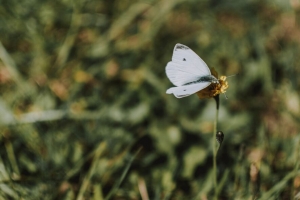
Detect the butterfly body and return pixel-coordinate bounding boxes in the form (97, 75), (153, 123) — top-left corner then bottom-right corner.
(165, 43), (217, 98)
(183, 75), (219, 86)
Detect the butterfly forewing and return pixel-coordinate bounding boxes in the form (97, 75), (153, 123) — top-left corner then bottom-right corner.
(166, 44), (211, 87)
(166, 62), (201, 86)
(172, 44), (210, 74)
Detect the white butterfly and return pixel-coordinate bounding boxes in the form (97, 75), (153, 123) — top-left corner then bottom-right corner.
(165, 43), (218, 98)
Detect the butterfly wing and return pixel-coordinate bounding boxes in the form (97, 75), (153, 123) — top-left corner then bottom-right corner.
(165, 43), (211, 86)
(166, 82), (210, 98)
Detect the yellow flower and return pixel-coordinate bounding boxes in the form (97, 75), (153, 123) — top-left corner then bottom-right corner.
(196, 68), (229, 99)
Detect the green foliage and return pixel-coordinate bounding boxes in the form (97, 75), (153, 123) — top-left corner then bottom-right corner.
(0, 0), (300, 199)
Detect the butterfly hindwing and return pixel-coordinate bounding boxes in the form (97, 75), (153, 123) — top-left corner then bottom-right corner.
(166, 82), (210, 98)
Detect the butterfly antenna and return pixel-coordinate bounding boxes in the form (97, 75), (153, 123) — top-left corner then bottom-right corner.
(226, 73), (239, 78)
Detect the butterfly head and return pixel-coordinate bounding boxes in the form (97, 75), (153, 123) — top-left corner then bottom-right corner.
(211, 79), (219, 84)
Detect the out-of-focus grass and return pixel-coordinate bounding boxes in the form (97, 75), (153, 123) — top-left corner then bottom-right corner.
(0, 0), (300, 199)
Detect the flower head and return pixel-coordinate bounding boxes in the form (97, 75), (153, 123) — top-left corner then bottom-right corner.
(196, 68), (229, 99)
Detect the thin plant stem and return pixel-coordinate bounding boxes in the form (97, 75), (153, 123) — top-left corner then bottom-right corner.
(104, 147), (142, 200)
(259, 170), (300, 200)
(213, 95), (219, 200)
(4, 139), (20, 178)
(76, 142), (106, 200)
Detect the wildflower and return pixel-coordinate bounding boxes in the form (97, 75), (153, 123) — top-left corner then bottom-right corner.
(196, 68), (229, 99)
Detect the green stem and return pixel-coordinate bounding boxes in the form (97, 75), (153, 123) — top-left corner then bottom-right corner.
(104, 147), (142, 200)
(213, 95), (219, 200)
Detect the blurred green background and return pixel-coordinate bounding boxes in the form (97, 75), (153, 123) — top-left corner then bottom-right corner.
(0, 0), (300, 199)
